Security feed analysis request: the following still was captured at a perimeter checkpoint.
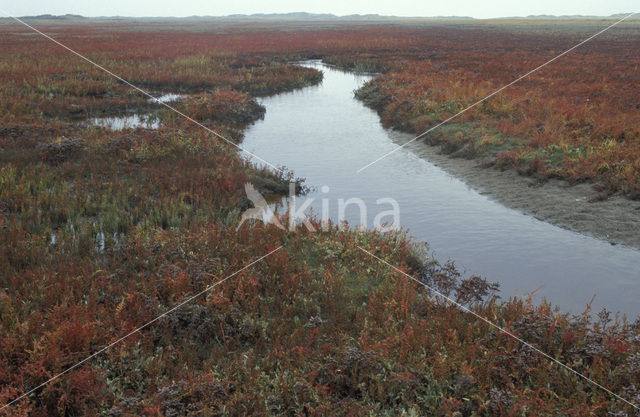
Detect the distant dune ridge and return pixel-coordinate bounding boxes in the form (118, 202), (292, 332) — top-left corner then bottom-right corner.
(4, 12), (637, 21)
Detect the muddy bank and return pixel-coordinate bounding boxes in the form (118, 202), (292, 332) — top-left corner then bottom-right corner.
(392, 131), (640, 248)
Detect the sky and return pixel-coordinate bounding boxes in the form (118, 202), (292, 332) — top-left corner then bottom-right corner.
(0, 0), (636, 20)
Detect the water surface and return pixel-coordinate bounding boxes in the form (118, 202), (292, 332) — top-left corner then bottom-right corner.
(89, 113), (160, 130)
(87, 93), (185, 130)
(242, 61), (640, 317)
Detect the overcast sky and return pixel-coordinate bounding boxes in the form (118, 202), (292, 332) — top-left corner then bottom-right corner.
(0, 0), (636, 19)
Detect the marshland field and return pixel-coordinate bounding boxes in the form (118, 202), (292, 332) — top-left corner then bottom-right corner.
(1, 15), (640, 416)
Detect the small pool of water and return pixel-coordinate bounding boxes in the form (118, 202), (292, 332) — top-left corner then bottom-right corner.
(242, 61), (640, 317)
(149, 93), (186, 103)
(89, 114), (160, 130)
(87, 93), (185, 130)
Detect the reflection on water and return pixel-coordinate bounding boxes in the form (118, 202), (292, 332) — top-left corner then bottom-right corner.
(242, 61), (640, 317)
(150, 93), (186, 103)
(88, 93), (185, 130)
(89, 114), (160, 130)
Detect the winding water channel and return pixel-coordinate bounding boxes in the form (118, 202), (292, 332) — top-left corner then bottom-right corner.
(242, 61), (640, 317)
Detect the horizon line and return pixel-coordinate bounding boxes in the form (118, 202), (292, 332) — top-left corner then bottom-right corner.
(2, 11), (639, 21)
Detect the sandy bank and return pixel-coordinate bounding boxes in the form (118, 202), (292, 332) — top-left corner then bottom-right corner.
(391, 131), (640, 249)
